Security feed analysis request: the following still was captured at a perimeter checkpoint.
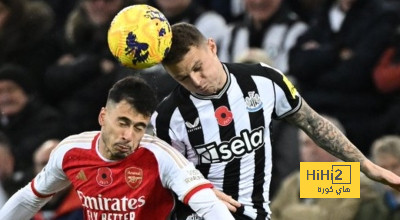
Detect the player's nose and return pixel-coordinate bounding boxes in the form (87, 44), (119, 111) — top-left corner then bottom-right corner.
(190, 73), (202, 87)
(122, 127), (134, 141)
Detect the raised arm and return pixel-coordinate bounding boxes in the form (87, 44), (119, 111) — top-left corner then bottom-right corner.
(285, 99), (400, 190)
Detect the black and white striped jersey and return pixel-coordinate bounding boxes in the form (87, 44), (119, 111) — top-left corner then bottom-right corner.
(151, 62), (302, 219)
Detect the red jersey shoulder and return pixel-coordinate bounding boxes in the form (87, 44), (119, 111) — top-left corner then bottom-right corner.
(56, 131), (100, 170)
(59, 134), (174, 219)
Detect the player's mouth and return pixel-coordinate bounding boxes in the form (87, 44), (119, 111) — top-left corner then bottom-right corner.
(197, 86), (211, 94)
(115, 144), (131, 153)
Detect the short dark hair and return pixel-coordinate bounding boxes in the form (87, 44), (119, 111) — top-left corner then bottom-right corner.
(162, 22), (207, 65)
(107, 76), (157, 117)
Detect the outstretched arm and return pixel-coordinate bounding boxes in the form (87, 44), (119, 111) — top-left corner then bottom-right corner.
(188, 188), (235, 220)
(285, 99), (400, 190)
(0, 184), (52, 220)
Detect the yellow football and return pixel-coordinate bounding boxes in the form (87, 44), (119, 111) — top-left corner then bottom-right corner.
(107, 4), (172, 69)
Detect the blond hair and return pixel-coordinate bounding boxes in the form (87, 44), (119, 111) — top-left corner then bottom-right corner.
(371, 135), (400, 161)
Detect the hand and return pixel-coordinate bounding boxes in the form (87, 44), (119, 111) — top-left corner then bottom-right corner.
(212, 188), (241, 212)
(362, 159), (400, 191)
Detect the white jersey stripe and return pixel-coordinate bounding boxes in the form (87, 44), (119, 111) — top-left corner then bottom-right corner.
(141, 135), (188, 168)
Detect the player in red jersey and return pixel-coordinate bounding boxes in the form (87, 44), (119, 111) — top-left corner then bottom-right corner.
(0, 76), (234, 220)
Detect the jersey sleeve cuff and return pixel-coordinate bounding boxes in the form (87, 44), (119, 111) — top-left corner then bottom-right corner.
(31, 178), (55, 198)
(183, 183), (213, 204)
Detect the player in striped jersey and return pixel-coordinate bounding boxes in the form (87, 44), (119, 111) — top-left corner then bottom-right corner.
(151, 22), (400, 220)
(0, 76), (234, 220)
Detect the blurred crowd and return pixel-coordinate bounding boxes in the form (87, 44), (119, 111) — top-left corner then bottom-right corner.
(0, 0), (400, 219)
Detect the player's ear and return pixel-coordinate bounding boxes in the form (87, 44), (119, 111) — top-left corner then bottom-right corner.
(207, 38), (217, 55)
(98, 107), (106, 126)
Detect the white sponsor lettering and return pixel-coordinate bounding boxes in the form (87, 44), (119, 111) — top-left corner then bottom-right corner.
(101, 212), (135, 220)
(77, 190), (145, 212)
(194, 127), (265, 163)
(85, 209), (136, 220)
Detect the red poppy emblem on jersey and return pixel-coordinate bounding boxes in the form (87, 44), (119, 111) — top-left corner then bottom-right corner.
(215, 106), (233, 126)
(96, 167), (113, 186)
(125, 167), (143, 189)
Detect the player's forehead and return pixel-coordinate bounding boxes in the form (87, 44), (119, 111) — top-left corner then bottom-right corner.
(108, 100), (148, 121)
(165, 46), (202, 76)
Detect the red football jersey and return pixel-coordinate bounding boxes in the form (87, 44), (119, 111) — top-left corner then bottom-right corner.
(31, 131), (212, 220)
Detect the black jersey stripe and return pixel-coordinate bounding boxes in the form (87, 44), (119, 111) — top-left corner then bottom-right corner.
(211, 93), (241, 200)
(177, 92), (211, 177)
(228, 63), (268, 218)
(155, 93), (176, 145)
(177, 92), (204, 151)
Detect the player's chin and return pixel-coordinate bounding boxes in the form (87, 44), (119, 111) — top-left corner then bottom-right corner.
(196, 89), (213, 96)
(112, 150), (131, 160)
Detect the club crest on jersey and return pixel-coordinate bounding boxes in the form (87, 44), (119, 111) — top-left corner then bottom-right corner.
(215, 106), (233, 126)
(185, 117), (202, 133)
(245, 91), (263, 112)
(125, 167), (143, 189)
(96, 167), (113, 186)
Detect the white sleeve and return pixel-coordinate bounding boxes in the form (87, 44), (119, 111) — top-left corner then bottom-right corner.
(146, 140), (211, 201)
(143, 138), (234, 219)
(0, 145), (71, 219)
(32, 150), (71, 196)
(0, 184), (52, 220)
(188, 188), (234, 220)
(259, 63), (302, 118)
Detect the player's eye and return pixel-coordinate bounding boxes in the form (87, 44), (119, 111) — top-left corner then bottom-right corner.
(176, 75), (188, 82)
(134, 126), (145, 132)
(119, 121), (129, 127)
(193, 66), (201, 72)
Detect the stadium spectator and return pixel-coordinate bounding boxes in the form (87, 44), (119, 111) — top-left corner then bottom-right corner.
(288, 0), (398, 154)
(0, 76), (234, 220)
(44, 0), (130, 135)
(0, 0), (60, 97)
(285, 0), (327, 24)
(370, 12), (400, 138)
(355, 135), (400, 220)
(0, 132), (13, 208)
(39, 0), (77, 31)
(271, 115), (377, 220)
(0, 64), (63, 196)
(194, 0), (245, 23)
(219, 0), (308, 73)
(31, 139), (83, 220)
(151, 22), (400, 220)
(153, 0), (227, 51)
(372, 0), (400, 94)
